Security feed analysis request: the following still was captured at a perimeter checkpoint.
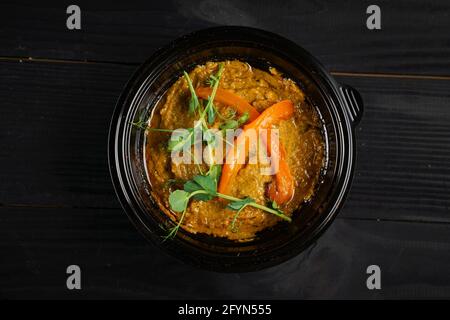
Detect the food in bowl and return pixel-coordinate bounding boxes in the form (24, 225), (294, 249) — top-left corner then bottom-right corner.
(110, 26), (363, 271)
(141, 60), (325, 241)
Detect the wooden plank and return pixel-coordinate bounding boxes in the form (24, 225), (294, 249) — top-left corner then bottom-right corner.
(1, 60), (450, 223)
(1, 1), (450, 75)
(1, 206), (450, 299)
(341, 76), (450, 222)
(0, 60), (135, 208)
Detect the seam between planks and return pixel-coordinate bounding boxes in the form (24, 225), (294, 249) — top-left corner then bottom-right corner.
(2, 56), (450, 81)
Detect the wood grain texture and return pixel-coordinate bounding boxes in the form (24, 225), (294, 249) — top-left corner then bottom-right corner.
(2, 206), (450, 299)
(341, 76), (450, 222)
(1, 60), (449, 223)
(1, 0), (450, 75)
(0, 60), (133, 208)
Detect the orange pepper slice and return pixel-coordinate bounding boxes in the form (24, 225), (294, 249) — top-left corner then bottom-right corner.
(218, 100), (295, 204)
(196, 87), (260, 121)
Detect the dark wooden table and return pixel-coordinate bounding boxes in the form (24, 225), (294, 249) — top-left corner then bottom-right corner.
(1, 1), (450, 299)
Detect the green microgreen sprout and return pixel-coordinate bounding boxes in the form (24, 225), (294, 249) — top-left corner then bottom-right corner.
(219, 111), (250, 130)
(184, 71), (200, 115)
(202, 63), (224, 124)
(165, 172), (291, 239)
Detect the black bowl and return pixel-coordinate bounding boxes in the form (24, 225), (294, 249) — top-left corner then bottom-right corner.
(108, 26), (363, 272)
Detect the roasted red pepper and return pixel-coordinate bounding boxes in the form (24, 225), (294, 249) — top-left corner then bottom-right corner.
(218, 100), (295, 204)
(196, 87), (260, 121)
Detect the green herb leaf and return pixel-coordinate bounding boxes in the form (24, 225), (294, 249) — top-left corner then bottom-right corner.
(131, 112), (148, 130)
(203, 129), (216, 145)
(183, 71), (199, 114)
(207, 74), (219, 87)
(181, 166), (221, 202)
(192, 193), (212, 201)
(227, 197), (254, 211)
(223, 109), (237, 120)
(219, 111), (249, 130)
(227, 197), (254, 233)
(183, 180), (212, 201)
(237, 112), (250, 125)
(168, 190), (190, 212)
(131, 120), (147, 130)
(183, 180), (202, 193)
(272, 200), (279, 209)
(167, 128), (194, 152)
(202, 63), (224, 125)
(230, 210), (242, 233)
(207, 99), (216, 124)
(208, 164), (222, 187)
(219, 119), (239, 130)
(193, 174), (217, 195)
(163, 208), (188, 242)
(218, 192), (292, 222)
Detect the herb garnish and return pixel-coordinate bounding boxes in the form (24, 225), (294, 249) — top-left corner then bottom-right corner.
(184, 71), (200, 114)
(165, 171), (291, 239)
(131, 118), (174, 133)
(219, 111), (250, 130)
(203, 64), (224, 124)
(167, 128), (195, 152)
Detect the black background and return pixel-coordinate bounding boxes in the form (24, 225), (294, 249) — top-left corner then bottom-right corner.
(1, 0), (450, 299)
